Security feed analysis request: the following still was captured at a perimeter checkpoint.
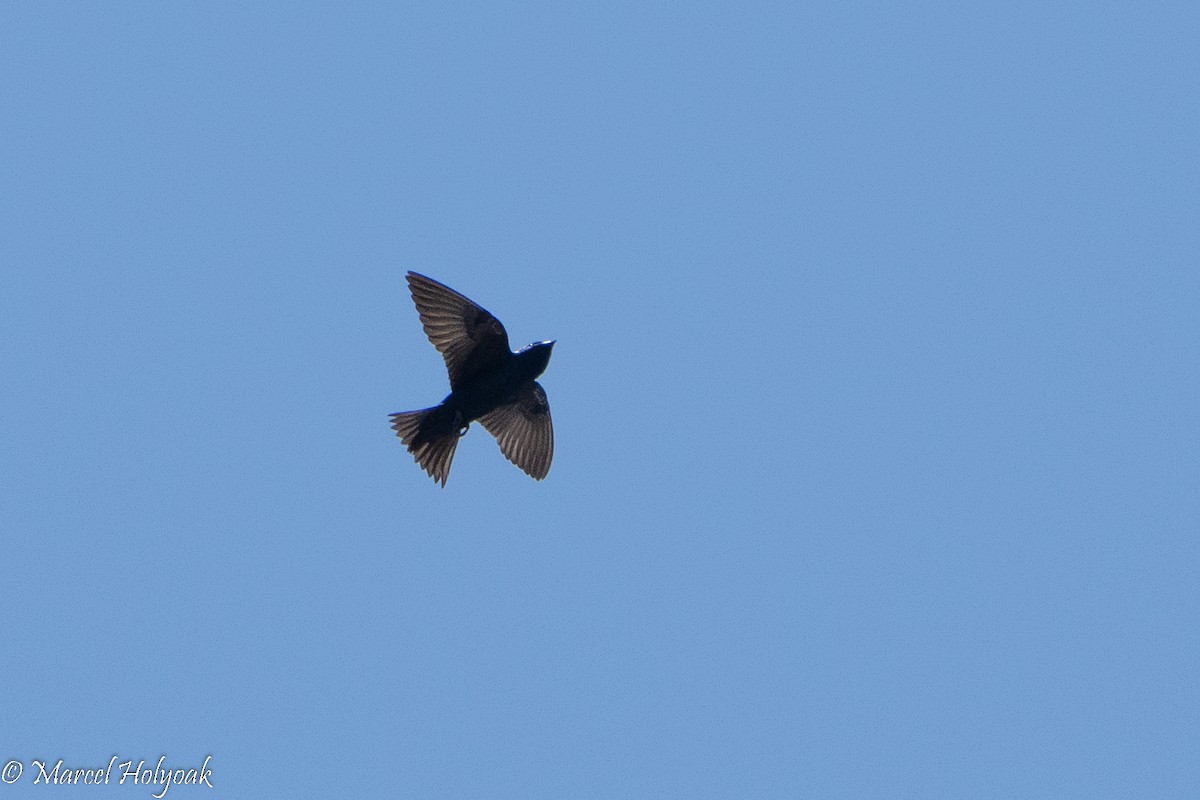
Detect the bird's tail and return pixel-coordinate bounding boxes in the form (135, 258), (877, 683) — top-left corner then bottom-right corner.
(390, 406), (461, 487)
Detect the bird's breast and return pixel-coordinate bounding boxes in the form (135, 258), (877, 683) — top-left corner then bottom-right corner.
(443, 364), (523, 422)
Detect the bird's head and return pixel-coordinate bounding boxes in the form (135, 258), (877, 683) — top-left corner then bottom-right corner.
(517, 339), (555, 378)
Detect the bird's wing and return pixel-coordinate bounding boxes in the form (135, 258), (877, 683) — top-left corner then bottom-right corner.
(478, 381), (554, 480)
(406, 272), (511, 388)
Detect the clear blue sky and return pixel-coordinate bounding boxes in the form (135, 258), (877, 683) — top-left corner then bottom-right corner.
(2, 3), (1197, 798)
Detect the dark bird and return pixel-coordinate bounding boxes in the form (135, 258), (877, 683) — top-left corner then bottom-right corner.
(390, 272), (555, 486)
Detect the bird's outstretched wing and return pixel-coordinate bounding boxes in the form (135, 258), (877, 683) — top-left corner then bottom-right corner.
(406, 272), (511, 388)
(478, 381), (554, 480)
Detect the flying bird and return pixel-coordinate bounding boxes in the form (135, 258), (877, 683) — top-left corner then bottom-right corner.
(390, 272), (555, 486)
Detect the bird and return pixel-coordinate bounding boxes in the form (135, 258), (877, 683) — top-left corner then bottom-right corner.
(390, 271), (555, 486)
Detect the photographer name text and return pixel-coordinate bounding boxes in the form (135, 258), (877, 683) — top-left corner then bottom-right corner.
(2, 755), (213, 798)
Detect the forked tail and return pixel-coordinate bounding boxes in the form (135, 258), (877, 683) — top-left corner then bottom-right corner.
(389, 406), (462, 487)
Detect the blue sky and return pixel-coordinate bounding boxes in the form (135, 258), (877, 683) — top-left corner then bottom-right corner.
(2, 3), (1197, 797)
